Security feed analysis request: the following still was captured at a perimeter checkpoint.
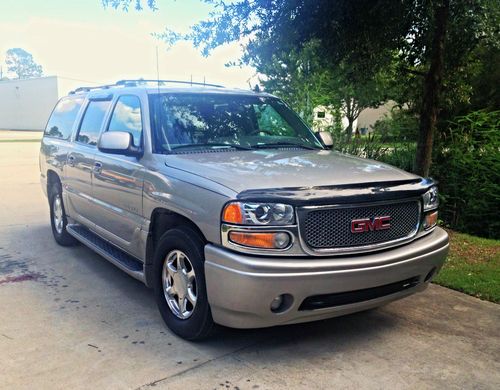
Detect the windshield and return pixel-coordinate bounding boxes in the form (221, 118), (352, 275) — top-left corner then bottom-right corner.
(149, 94), (323, 153)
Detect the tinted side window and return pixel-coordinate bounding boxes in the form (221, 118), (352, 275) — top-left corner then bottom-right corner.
(77, 100), (111, 146)
(44, 97), (84, 139)
(108, 95), (142, 147)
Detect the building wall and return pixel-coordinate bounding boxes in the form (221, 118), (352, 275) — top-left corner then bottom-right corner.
(356, 101), (396, 131)
(0, 76), (59, 130)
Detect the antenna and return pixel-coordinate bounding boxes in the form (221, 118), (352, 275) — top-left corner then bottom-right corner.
(156, 46), (160, 93)
(155, 45), (164, 151)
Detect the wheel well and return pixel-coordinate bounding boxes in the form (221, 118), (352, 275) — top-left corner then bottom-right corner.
(144, 208), (207, 287)
(47, 170), (60, 197)
(147, 208), (206, 262)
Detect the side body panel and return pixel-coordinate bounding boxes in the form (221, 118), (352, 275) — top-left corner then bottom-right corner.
(40, 137), (70, 196)
(141, 157), (234, 247)
(64, 142), (96, 225)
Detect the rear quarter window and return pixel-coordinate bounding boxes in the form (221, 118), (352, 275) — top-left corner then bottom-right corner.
(44, 97), (84, 139)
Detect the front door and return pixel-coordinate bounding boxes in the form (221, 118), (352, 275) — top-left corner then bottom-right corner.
(91, 95), (145, 258)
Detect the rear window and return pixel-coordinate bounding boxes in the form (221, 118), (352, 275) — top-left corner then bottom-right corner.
(44, 97), (84, 139)
(76, 100), (111, 146)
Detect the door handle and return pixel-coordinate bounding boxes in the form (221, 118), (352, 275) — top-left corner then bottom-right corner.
(93, 161), (103, 174)
(67, 155), (75, 167)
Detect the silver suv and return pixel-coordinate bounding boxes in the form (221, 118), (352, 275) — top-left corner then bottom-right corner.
(40, 79), (449, 340)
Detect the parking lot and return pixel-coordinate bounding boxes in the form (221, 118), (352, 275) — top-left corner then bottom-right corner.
(1, 141), (499, 390)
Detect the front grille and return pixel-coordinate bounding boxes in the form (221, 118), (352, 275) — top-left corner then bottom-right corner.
(299, 200), (420, 251)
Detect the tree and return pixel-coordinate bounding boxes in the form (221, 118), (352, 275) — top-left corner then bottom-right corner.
(414, 0), (449, 177)
(103, 0), (498, 176)
(5, 48), (43, 79)
(256, 40), (390, 137)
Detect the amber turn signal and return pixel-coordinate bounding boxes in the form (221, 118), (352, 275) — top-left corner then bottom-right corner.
(222, 203), (243, 224)
(228, 231), (291, 249)
(424, 211), (438, 230)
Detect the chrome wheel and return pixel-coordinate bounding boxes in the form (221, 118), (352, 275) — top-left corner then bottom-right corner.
(53, 194), (64, 234)
(162, 250), (197, 319)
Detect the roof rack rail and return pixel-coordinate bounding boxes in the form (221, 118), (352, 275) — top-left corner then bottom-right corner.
(69, 79), (225, 95)
(115, 79), (225, 88)
(69, 84), (115, 95)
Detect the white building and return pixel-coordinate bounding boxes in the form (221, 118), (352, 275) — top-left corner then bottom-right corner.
(0, 76), (81, 130)
(313, 101), (396, 134)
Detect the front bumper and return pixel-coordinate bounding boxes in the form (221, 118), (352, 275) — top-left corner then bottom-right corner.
(204, 227), (449, 328)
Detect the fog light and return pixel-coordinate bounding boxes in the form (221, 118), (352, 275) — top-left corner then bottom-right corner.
(424, 211), (438, 230)
(270, 295), (283, 312)
(274, 232), (291, 249)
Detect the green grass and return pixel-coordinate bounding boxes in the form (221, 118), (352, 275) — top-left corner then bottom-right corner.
(434, 230), (500, 303)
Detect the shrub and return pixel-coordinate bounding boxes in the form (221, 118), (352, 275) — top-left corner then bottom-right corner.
(372, 109), (419, 142)
(432, 110), (500, 238)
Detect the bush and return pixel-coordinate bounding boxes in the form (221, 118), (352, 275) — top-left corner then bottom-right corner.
(432, 110), (500, 239)
(328, 125), (416, 171)
(372, 109), (419, 142)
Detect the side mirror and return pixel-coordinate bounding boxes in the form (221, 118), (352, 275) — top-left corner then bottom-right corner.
(317, 131), (333, 148)
(98, 131), (141, 157)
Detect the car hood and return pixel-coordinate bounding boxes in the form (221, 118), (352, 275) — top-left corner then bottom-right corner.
(164, 149), (420, 194)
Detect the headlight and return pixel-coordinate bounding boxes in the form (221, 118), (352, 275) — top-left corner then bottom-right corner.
(422, 186), (439, 211)
(222, 202), (295, 225)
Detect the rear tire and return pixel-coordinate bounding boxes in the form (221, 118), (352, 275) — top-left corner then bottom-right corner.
(153, 227), (215, 340)
(49, 182), (78, 246)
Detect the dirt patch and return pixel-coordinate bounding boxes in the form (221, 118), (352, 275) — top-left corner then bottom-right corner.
(446, 229), (500, 265)
(0, 273), (41, 285)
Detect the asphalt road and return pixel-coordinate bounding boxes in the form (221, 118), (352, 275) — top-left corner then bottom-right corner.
(1, 142), (499, 390)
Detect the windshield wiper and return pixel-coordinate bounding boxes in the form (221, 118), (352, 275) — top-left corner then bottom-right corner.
(251, 142), (319, 150)
(170, 143), (251, 151)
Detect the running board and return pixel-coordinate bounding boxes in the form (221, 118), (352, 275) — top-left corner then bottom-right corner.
(67, 224), (145, 283)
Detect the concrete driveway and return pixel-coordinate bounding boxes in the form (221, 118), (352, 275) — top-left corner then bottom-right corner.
(1, 142), (499, 390)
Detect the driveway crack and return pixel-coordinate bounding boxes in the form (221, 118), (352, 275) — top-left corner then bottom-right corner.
(135, 338), (267, 389)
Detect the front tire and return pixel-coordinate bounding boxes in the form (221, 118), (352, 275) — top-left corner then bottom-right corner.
(49, 182), (78, 246)
(153, 227), (215, 340)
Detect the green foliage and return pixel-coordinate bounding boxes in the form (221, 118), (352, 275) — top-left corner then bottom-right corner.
(329, 127), (417, 173)
(257, 40), (335, 125)
(432, 110), (500, 238)
(258, 40), (391, 130)
(372, 109), (419, 142)
(5, 48), (43, 79)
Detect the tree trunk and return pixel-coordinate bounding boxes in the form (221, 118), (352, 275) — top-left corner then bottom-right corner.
(346, 118), (354, 141)
(415, 0), (449, 177)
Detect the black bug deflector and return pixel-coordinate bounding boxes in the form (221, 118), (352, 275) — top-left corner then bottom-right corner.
(236, 178), (436, 206)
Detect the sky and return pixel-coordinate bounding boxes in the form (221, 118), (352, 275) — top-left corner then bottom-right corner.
(0, 0), (257, 88)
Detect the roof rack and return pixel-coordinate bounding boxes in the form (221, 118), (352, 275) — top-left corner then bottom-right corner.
(116, 79), (225, 88)
(69, 79), (225, 94)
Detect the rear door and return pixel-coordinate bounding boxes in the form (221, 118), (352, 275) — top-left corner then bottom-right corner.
(40, 95), (84, 197)
(64, 97), (112, 225)
(91, 94), (145, 257)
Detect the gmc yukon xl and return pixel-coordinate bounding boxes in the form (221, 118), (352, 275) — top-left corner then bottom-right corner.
(39, 79), (449, 340)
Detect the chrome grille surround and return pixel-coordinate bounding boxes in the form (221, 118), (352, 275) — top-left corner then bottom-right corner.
(297, 199), (422, 255)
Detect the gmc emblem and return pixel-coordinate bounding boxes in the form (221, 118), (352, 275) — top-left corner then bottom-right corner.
(351, 216), (391, 233)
